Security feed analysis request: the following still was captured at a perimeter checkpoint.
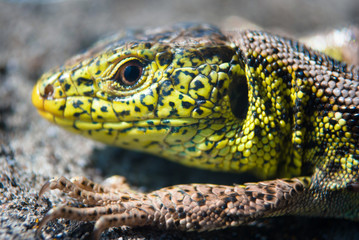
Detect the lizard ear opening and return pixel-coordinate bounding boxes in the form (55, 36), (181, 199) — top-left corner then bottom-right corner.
(228, 75), (248, 120)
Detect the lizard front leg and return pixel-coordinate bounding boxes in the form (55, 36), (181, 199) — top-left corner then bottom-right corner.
(37, 176), (309, 239)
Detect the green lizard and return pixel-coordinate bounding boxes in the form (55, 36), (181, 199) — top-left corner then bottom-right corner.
(32, 24), (359, 238)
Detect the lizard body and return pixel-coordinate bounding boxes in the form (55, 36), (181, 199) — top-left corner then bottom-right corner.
(32, 24), (359, 238)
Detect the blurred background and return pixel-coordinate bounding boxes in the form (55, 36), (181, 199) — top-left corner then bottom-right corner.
(1, 0), (359, 239)
(1, 0), (359, 76)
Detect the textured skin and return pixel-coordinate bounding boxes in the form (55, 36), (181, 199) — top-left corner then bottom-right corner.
(32, 24), (359, 238)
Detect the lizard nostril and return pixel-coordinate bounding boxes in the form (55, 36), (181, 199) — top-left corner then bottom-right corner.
(42, 84), (54, 98)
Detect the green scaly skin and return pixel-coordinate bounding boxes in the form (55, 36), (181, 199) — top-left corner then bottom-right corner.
(32, 24), (359, 238)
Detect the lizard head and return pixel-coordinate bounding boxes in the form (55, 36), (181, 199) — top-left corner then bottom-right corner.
(32, 24), (250, 171)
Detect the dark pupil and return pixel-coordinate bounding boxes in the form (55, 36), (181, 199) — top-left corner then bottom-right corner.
(124, 65), (140, 83)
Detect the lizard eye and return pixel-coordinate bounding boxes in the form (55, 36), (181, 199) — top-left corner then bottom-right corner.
(114, 60), (143, 86)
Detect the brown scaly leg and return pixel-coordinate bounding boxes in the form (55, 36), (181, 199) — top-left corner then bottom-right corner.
(37, 176), (310, 239)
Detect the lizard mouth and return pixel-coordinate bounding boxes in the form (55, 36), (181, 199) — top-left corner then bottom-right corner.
(33, 89), (201, 148)
(32, 80), (200, 131)
(35, 108), (199, 131)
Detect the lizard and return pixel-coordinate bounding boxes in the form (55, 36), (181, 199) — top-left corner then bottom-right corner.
(32, 23), (359, 238)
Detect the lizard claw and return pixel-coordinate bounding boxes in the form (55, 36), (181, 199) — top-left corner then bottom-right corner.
(37, 180), (51, 202)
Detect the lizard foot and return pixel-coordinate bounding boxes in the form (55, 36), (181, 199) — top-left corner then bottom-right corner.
(37, 176), (308, 239)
